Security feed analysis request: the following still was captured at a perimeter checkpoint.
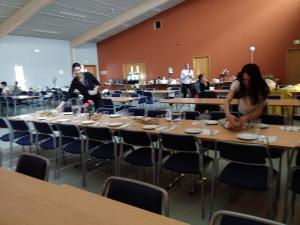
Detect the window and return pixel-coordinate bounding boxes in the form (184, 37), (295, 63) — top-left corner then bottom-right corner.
(14, 65), (26, 90)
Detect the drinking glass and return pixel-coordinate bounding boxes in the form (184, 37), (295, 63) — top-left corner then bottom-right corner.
(72, 105), (80, 117)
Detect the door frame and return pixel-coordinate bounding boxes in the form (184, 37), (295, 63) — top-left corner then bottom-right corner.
(193, 55), (211, 81)
(286, 48), (300, 84)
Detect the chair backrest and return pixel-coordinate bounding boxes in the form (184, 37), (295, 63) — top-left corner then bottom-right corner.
(216, 141), (268, 164)
(210, 111), (226, 120)
(111, 93), (121, 97)
(161, 133), (199, 152)
(102, 176), (169, 216)
(131, 93), (139, 97)
(136, 90), (144, 96)
(32, 121), (54, 135)
(210, 210), (286, 225)
(85, 127), (113, 142)
(128, 108), (145, 116)
(138, 96), (147, 104)
(16, 153), (50, 181)
(96, 107), (115, 115)
(200, 91), (217, 98)
(102, 98), (114, 108)
(147, 109), (167, 118)
(57, 123), (81, 138)
(267, 95), (281, 99)
(145, 88), (155, 91)
(119, 129), (151, 146)
(8, 119), (30, 132)
(183, 111), (200, 120)
(261, 114), (285, 125)
(143, 91), (153, 98)
(0, 118), (9, 128)
(19, 91), (28, 95)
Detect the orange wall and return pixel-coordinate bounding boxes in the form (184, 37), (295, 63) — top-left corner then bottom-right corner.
(97, 0), (300, 83)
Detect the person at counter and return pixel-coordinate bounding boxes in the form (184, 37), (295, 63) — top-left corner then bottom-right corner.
(224, 64), (269, 130)
(56, 62), (103, 110)
(180, 63), (194, 98)
(193, 74), (210, 97)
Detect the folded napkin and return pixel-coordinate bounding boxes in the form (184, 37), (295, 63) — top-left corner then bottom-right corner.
(120, 123), (132, 129)
(279, 126), (300, 131)
(258, 135), (277, 144)
(201, 129), (219, 136)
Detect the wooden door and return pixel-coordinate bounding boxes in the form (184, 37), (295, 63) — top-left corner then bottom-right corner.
(193, 56), (210, 81)
(83, 65), (98, 78)
(286, 49), (300, 84)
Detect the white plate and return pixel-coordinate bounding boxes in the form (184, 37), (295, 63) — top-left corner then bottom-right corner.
(109, 114), (122, 118)
(63, 112), (73, 115)
(143, 125), (158, 130)
(37, 117), (51, 120)
(108, 122), (123, 127)
(257, 123), (269, 129)
(185, 128), (202, 134)
(57, 118), (71, 122)
(204, 120), (218, 125)
(81, 120), (96, 125)
(166, 118), (172, 122)
(237, 133), (258, 140)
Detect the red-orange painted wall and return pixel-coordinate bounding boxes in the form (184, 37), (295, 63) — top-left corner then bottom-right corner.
(97, 0), (300, 83)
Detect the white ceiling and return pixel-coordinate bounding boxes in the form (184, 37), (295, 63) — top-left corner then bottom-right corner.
(0, 0), (184, 45)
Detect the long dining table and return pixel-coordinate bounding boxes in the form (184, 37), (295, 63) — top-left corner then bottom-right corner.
(8, 112), (300, 222)
(0, 168), (188, 225)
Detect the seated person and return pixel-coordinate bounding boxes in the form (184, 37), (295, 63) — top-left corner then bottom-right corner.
(193, 74), (209, 97)
(224, 64), (269, 130)
(1, 81), (11, 96)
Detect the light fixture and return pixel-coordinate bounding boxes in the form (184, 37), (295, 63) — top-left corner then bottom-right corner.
(32, 29), (59, 34)
(249, 46), (256, 63)
(33, 49), (40, 53)
(60, 11), (87, 18)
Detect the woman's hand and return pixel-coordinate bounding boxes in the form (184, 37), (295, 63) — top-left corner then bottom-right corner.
(227, 113), (241, 130)
(238, 115), (249, 127)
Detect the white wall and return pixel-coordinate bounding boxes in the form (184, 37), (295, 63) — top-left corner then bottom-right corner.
(0, 35), (98, 90)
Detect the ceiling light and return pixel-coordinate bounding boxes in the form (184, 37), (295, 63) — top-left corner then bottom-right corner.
(32, 29), (59, 34)
(60, 11), (87, 18)
(33, 49), (40, 53)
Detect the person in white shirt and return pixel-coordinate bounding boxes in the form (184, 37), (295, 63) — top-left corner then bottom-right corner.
(1, 81), (11, 96)
(180, 63), (194, 98)
(224, 64), (269, 130)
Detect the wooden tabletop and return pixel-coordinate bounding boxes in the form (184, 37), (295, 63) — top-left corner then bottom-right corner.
(11, 95), (39, 100)
(11, 112), (300, 149)
(160, 98), (300, 107)
(107, 97), (138, 103)
(0, 168), (188, 225)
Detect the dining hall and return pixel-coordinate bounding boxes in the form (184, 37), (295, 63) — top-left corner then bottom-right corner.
(0, 0), (300, 225)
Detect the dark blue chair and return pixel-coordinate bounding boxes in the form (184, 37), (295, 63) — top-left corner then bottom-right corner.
(57, 123), (86, 187)
(119, 129), (157, 184)
(85, 127), (119, 175)
(210, 210), (285, 225)
(102, 176), (169, 216)
(146, 109), (167, 118)
(8, 119), (49, 152)
(0, 96), (8, 116)
(160, 133), (213, 218)
(16, 153), (50, 181)
(111, 93), (122, 97)
(96, 107), (115, 115)
(183, 111), (200, 120)
(128, 108), (145, 116)
(131, 93), (139, 98)
(211, 141), (278, 218)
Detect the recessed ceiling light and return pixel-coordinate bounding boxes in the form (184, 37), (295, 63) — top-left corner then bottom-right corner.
(32, 29), (59, 34)
(33, 49), (40, 53)
(60, 11), (87, 18)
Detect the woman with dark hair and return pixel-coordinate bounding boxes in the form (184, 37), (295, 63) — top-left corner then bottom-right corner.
(57, 62), (103, 110)
(224, 64), (269, 130)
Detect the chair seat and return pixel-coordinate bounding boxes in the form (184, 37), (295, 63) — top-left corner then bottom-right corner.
(163, 153), (213, 174)
(91, 143), (117, 160)
(124, 147), (159, 167)
(15, 134), (49, 146)
(63, 140), (83, 154)
(219, 163), (277, 191)
(291, 169), (300, 194)
(0, 131), (29, 142)
(40, 137), (75, 150)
